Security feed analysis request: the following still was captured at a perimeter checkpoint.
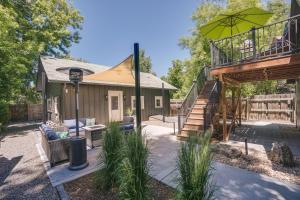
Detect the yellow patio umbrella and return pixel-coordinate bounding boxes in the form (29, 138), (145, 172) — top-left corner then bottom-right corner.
(200, 7), (273, 40)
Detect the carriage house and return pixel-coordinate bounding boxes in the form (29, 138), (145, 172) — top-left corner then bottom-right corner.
(36, 56), (176, 124)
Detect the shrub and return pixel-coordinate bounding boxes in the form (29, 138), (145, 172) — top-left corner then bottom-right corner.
(99, 122), (124, 189)
(176, 132), (216, 200)
(0, 101), (9, 124)
(118, 131), (149, 200)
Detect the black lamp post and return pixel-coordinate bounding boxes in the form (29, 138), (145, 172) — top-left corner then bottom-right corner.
(68, 68), (89, 170)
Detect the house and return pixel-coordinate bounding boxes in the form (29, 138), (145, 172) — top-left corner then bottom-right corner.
(36, 56), (176, 124)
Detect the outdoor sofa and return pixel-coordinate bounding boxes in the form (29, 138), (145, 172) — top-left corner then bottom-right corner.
(40, 123), (70, 167)
(40, 117), (134, 167)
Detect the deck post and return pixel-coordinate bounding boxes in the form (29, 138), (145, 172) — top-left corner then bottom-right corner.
(219, 75), (228, 141)
(238, 87), (242, 126)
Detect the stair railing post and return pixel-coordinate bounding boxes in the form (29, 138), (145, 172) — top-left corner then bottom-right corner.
(178, 107), (181, 134)
(252, 27), (257, 59)
(203, 106), (207, 132)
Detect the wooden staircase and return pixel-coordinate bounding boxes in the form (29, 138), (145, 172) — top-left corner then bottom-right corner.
(177, 80), (216, 140)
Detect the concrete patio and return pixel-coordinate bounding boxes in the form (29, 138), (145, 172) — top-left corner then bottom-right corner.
(144, 124), (300, 200)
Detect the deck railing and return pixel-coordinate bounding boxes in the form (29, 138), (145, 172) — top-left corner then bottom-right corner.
(203, 81), (221, 131)
(211, 14), (300, 67)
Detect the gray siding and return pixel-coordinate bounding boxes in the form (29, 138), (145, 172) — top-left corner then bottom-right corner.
(63, 84), (170, 124)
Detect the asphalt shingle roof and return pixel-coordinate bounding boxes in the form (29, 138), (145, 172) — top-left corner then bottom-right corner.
(40, 56), (177, 90)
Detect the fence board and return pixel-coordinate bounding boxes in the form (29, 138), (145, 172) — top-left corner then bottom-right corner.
(228, 93), (295, 122)
(9, 104), (43, 122)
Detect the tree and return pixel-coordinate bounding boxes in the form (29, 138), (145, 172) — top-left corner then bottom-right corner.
(139, 49), (156, 75)
(161, 60), (184, 98)
(0, 0), (83, 107)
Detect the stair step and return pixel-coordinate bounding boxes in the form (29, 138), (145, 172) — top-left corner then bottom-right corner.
(178, 129), (205, 139)
(196, 99), (208, 104)
(193, 105), (206, 109)
(189, 112), (204, 117)
(183, 124), (204, 130)
(191, 108), (204, 112)
(188, 116), (204, 120)
(186, 118), (204, 124)
(178, 130), (199, 137)
(191, 108), (204, 114)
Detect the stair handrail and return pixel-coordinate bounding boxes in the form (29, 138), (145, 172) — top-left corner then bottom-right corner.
(177, 66), (208, 133)
(203, 80), (221, 131)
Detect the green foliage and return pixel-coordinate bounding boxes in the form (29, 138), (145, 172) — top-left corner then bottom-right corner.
(139, 49), (156, 75)
(177, 132), (215, 200)
(0, 0), (83, 103)
(118, 131), (149, 200)
(101, 122), (124, 189)
(0, 101), (10, 124)
(161, 60), (185, 98)
(241, 81), (277, 97)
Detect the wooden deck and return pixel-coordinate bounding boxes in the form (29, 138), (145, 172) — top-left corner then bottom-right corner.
(210, 53), (300, 82)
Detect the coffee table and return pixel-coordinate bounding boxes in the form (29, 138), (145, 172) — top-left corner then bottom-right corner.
(83, 124), (106, 148)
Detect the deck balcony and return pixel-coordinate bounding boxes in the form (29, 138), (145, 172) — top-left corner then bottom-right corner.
(210, 14), (300, 82)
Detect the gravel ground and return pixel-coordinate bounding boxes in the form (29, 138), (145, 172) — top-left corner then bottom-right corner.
(0, 129), (59, 199)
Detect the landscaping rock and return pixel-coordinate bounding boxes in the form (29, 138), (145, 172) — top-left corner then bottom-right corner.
(270, 142), (295, 167)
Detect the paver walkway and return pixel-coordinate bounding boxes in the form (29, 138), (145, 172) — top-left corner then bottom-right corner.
(144, 125), (300, 200)
(0, 128), (59, 200)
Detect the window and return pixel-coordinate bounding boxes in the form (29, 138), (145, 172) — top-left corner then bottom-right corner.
(155, 96), (163, 108)
(111, 96), (119, 110)
(131, 96), (144, 110)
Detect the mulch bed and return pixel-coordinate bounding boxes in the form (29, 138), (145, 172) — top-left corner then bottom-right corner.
(64, 171), (176, 200)
(212, 143), (300, 185)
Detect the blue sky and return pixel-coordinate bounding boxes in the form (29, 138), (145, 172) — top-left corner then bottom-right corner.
(70, 0), (201, 77)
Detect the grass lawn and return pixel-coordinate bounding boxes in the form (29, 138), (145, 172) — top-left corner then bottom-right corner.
(64, 170), (176, 200)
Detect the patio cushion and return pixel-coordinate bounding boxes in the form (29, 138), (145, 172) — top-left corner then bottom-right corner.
(64, 119), (84, 129)
(57, 131), (69, 139)
(45, 128), (59, 140)
(120, 124), (134, 130)
(68, 127), (85, 134)
(41, 124), (48, 130)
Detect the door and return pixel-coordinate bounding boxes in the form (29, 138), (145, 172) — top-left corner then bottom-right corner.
(108, 90), (123, 122)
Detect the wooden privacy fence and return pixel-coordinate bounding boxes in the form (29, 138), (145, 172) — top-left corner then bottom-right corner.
(171, 93), (296, 123)
(9, 104), (43, 122)
(227, 93), (296, 123)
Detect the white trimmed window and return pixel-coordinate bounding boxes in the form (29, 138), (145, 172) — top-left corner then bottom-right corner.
(155, 96), (163, 108)
(131, 96), (145, 110)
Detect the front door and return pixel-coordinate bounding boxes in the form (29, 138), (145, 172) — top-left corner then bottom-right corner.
(108, 90), (123, 122)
